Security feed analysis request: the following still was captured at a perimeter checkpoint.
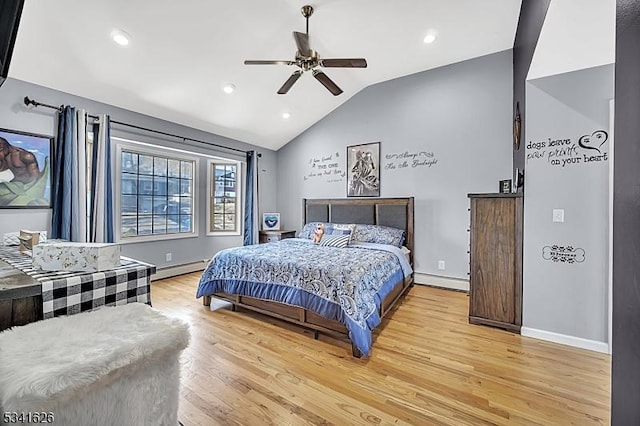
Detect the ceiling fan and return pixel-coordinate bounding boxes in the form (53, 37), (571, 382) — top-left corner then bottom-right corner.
(244, 5), (367, 96)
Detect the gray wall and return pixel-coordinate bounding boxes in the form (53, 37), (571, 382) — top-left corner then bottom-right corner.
(0, 78), (278, 268)
(612, 0), (640, 421)
(523, 65), (614, 343)
(276, 50), (513, 279)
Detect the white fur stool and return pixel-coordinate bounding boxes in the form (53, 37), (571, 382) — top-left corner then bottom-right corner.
(0, 303), (189, 425)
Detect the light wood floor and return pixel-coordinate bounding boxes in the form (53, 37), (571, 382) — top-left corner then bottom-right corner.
(152, 273), (610, 426)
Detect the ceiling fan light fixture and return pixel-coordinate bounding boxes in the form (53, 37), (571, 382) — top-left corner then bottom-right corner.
(222, 83), (236, 94)
(110, 29), (131, 47)
(244, 4), (365, 96)
(423, 30), (438, 44)
(282, 112), (291, 119)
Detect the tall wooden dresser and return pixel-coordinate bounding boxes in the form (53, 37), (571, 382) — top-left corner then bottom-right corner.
(467, 193), (523, 333)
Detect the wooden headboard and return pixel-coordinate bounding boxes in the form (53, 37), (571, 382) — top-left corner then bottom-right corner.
(303, 197), (414, 264)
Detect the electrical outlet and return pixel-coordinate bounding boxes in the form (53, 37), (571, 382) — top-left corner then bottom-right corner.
(552, 209), (565, 223)
(438, 260), (445, 270)
(165, 253), (172, 262)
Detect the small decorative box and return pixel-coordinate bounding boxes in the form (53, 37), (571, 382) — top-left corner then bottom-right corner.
(32, 242), (121, 272)
(3, 230), (47, 247)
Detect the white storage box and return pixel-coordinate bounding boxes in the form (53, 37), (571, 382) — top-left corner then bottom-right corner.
(32, 242), (121, 272)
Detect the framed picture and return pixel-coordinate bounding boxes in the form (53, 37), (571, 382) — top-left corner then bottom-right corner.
(0, 128), (53, 208)
(262, 212), (281, 230)
(499, 179), (512, 194)
(347, 142), (380, 197)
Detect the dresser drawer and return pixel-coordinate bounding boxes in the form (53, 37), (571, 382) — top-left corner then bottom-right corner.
(259, 230), (296, 244)
(259, 234), (280, 243)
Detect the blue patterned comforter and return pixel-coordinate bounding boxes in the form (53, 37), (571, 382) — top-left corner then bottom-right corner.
(196, 238), (412, 355)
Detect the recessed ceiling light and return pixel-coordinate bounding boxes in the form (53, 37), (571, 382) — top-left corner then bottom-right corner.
(423, 30), (438, 44)
(222, 83), (236, 94)
(282, 112), (291, 119)
(110, 29), (130, 47)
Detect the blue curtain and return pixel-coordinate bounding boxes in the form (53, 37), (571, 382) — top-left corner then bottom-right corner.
(90, 115), (114, 243)
(51, 107), (113, 243)
(51, 107), (76, 240)
(243, 150), (257, 245)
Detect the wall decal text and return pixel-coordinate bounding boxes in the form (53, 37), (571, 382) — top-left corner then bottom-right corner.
(542, 245), (586, 263)
(303, 152), (345, 183)
(383, 150), (438, 171)
(526, 130), (609, 167)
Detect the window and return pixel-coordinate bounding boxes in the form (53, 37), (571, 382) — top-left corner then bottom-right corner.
(117, 145), (196, 241)
(208, 160), (242, 235)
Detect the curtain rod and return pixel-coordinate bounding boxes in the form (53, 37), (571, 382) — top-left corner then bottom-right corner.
(23, 96), (257, 156)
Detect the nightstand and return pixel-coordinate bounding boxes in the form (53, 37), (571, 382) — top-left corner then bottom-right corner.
(259, 230), (296, 243)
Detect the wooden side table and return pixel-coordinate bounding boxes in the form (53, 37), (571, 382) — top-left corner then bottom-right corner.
(259, 230), (296, 244)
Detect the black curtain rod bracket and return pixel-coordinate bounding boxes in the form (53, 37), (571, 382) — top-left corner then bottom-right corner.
(23, 95), (253, 156)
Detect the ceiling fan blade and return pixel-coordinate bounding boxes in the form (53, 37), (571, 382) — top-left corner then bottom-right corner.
(313, 70), (343, 96)
(277, 71), (303, 94)
(244, 60), (295, 65)
(293, 31), (312, 57)
(320, 58), (368, 68)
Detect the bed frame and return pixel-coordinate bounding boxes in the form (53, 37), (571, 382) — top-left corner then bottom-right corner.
(202, 197), (414, 357)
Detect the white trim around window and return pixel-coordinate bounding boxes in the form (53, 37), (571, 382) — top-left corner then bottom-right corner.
(207, 159), (243, 236)
(114, 139), (199, 244)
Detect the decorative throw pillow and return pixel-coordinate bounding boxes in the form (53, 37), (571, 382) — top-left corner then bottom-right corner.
(299, 222), (327, 239)
(325, 223), (354, 235)
(319, 234), (351, 248)
(324, 224), (355, 243)
(351, 224), (405, 247)
(300, 222), (355, 242)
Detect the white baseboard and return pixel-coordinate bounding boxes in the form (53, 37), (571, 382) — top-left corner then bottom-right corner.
(151, 260), (207, 281)
(414, 273), (469, 292)
(521, 327), (610, 354)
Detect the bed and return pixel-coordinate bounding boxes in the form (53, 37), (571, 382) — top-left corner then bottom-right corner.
(197, 197), (414, 357)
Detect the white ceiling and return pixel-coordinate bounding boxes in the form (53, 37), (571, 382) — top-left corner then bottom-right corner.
(10, 0), (522, 151)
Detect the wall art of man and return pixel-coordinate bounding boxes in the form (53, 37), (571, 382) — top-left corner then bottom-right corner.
(0, 136), (42, 184)
(0, 135), (49, 207)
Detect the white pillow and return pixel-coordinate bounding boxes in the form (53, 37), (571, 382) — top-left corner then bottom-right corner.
(401, 246), (411, 262)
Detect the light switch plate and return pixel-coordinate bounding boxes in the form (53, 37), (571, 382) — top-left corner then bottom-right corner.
(552, 209), (565, 223)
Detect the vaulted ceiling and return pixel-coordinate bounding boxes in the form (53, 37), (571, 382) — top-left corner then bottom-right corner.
(10, 0), (522, 150)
